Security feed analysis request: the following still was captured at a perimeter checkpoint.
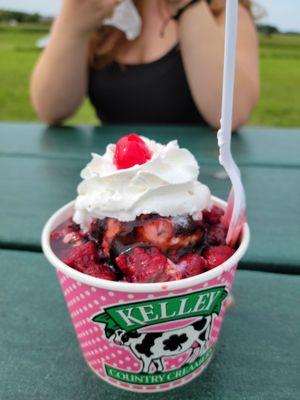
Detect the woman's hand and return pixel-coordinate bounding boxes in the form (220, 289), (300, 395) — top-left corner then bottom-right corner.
(59, 0), (121, 38)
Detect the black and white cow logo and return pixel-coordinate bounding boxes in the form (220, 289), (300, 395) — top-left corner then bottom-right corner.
(112, 316), (212, 373)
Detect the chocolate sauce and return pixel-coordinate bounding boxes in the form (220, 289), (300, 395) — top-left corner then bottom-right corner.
(88, 218), (106, 244)
(108, 214), (206, 262)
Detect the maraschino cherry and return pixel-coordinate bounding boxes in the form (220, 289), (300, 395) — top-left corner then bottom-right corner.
(114, 133), (152, 169)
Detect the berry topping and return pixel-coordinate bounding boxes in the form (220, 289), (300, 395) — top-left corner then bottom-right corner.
(203, 206), (224, 225)
(63, 241), (116, 280)
(177, 254), (206, 279)
(101, 218), (123, 256)
(116, 247), (180, 283)
(207, 224), (227, 245)
(136, 215), (204, 253)
(203, 245), (235, 270)
(88, 219), (106, 244)
(114, 133), (152, 169)
(50, 208), (236, 282)
(137, 217), (173, 250)
(50, 218), (82, 243)
(50, 218), (86, 259)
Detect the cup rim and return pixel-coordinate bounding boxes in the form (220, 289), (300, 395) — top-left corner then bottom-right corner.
(41, 196), (250, 293)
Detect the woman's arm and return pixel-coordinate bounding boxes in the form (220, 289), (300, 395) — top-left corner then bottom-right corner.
(176, 1), (260, 130)
(30, 0), (117, 125)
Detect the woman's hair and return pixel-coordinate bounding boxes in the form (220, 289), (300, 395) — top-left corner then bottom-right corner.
(89, 0), (255, 69)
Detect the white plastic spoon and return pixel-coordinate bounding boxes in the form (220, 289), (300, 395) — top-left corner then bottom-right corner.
(217, 0), (247, 247)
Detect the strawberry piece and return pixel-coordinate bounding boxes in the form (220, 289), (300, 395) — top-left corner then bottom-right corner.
(203, 206), (224, 225)
(114, 133), (152, 169)
(137, 217), (173, 250)
(50, 218), (82, 244)
(63, 241), (116, 280)
(207, 223), (227, 245)
(177, 254), (206, 279)
(203, 245), (235, 270)
(116, 246), (180, 283)
(170, 229), (204, 250)
(50, 218), (85, 260)
(137, 215), (204, 255)
(102, 218), (123, 256)
(63, 241), (97, 270)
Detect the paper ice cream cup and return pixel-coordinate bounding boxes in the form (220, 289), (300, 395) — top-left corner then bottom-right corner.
(42, 196), (250, 393)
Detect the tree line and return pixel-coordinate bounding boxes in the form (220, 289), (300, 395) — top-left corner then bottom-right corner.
(0, 10), (44, 23)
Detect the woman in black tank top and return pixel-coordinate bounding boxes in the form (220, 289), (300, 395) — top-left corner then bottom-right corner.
(31, 0), (259, 128)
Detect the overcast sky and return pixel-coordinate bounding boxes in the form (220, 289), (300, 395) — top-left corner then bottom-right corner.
(0, 0), (299, 32)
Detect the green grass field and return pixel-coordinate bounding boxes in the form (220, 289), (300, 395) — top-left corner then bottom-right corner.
(0, 24), (299, 127)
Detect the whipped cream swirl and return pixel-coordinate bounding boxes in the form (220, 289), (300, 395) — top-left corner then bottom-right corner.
(73, 137), (211, 230)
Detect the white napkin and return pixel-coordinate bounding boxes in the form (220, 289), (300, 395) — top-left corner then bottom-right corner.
(103, 0), (142, 40)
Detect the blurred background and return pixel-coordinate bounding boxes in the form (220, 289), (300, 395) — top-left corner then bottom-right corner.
(0, 0), (299, 127)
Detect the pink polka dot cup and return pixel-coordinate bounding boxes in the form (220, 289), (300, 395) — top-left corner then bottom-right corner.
(42, 197), (250, 393)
